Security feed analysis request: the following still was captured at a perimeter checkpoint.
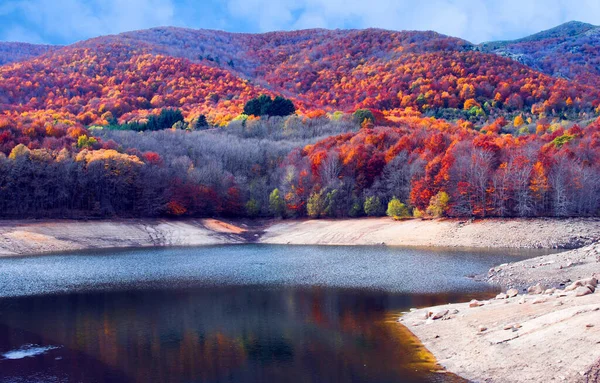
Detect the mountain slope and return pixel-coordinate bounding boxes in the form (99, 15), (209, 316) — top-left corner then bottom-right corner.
(1, 27), (598, 132)
(0, 42), (60, 65)
(479, 21), (600, 86)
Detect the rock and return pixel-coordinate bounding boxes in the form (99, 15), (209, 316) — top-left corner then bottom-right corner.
(586, 324), (595, 328)
(527, 283), (544, 295)
(575, 286), (593, 297)
(496, 293), (507, 300)
(431, 309), (449, 320)
(478, 325), (487, 332)
(518, 297), (526, 304)
(410, 308), (417, 312)
(503, 324), (513, 330)
(565, 281), (581, 291)
(469, 299), (484, 308)
(554, 301), (564, 307)
(566, 278), (598, 292)
(450, 309), (459, 315)
(544, 288), (556, 295)
(587, 285), (596, 293)
(532, 297), (547, 304)
(506, 288), (519, 298)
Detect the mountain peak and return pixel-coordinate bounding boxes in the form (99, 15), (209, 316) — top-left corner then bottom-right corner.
(526, 20), (597, 40)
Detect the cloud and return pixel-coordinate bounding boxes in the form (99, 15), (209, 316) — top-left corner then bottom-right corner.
(223, 0), (600, 43)
(2, 0), (600, 44)
(0, 0), (179, 44)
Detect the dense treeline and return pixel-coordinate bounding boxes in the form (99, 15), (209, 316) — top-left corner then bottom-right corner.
(0, 114), (598, 219)
(293, 117), (600, 218)
(2, 26), (600, 220)
(0, 116), (357, 218)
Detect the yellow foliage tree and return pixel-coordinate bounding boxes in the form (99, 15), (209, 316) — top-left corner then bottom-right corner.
(426, 191), (449, 218)
(513, 115), (525, 128)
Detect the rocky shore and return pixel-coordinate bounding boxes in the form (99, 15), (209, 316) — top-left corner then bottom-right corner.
(403, 255), (600, 383)
(487, 242), (600, 290)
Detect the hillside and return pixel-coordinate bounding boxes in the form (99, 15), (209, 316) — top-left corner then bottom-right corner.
(480, 21), (600, 87)
(0, 42), (59, 66)
(1, 26), (599, 134)
(0, 24), (599, 220)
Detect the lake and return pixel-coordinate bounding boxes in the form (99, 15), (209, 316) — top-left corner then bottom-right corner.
(0, 245), (549, 382)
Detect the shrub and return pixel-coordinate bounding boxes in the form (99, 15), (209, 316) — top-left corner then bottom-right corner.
(364, 196), (385, 217)
(307, 190), (326, 218)
(386, 197), (410, 220)
(348, 198), (363, 217)
(245, 199), (260, 217)
(426, 191), (450, 218)
(353, 109), (374, 124)
(268, 188), (286, 218)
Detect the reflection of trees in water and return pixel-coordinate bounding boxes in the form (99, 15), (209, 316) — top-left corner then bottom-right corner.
(0, 287), (473, 382)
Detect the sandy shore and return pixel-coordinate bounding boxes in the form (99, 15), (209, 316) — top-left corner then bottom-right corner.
(1, 217), (599, 256)
(0, 219), (245, 256)
(260, 217), (600, 249)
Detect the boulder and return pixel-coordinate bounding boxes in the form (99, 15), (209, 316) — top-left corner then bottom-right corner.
(527, 283), (544, 295)
(565, 281), (582, 291)
(506, 288), (519, 298)
(575, 286), (593, 297)
(469, 299), (484, 308)
(431, 309), (449, 320)
(496, 293), (507, 300)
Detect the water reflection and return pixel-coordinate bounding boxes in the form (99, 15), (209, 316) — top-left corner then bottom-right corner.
(0, 286), (477, 382)
(0, 244), (543, 382)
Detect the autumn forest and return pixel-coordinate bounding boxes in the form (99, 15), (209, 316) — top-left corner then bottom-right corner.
(1, 21), (599, 219)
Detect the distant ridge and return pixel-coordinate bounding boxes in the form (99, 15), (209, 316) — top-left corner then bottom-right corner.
(479, 21), (600, 86)
(0, 42), (60, 65)
(480, 20), (597, 48)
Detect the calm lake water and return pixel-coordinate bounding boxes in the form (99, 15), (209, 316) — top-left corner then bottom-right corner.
(0, 245), (550, 383)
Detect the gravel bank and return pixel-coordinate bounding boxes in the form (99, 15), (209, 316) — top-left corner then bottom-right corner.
(488, 242), (600, 290)
(261, 218), (600, 249)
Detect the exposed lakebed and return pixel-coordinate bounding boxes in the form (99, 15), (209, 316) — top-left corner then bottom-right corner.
(0, 245), (552, 382)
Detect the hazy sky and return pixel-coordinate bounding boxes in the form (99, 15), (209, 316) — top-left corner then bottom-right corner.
(1, 0), (599, 45)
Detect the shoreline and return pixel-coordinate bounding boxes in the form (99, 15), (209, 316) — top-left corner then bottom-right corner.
(1, 217), (599, 382)
(1, 217), (599, 257)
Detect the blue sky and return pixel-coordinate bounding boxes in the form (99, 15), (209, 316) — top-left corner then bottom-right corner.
(1, 0), (599, 45)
